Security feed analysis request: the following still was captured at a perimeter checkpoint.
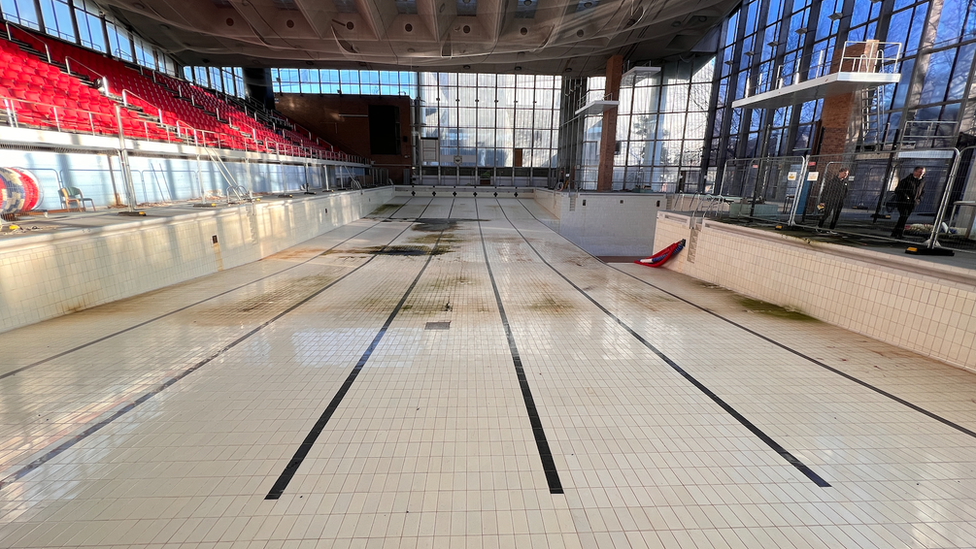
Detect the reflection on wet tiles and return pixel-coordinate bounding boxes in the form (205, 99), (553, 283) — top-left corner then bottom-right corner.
(0, 198), (975, 548)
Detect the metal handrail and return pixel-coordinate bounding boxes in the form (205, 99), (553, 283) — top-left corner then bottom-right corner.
(225, 184), (254, 204)
(64, 56), (111, 94)
(2, 97), (16, 127)
(4, 22), (52, 63)
(121, 89), (164, 123)
(0, 93), (112, 134)
(748, 41), (903, 97)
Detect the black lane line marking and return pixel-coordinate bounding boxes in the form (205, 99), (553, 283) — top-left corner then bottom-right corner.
(497, 199), (830, 488)
(0, 201), (426, 491)
(513, 201), (976, 441)
(0, 201), (414, 383)
(266, 197), (451, 500)
(475, 200), (564, 495)
(0, 234), (401, 491)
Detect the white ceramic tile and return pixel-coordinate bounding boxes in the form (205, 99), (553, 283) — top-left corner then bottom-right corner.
(0, 197), (975, 548)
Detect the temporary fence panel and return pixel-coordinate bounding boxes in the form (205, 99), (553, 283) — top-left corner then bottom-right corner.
(719, 156), (806, 222)
(935, 146), (976, 248)
(790, 150), (958, 244)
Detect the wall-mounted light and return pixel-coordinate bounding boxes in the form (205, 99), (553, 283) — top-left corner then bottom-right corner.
(795, 27), (807, 35)
(828, 12), (843, 20)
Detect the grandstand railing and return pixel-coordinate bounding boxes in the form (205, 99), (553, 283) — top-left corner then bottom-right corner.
(0, 92), (361, 163)
(1, 94), (129, 136)
(4, 22), (52, 63)
(64, 56), (110, 93)
(121, 89), (164, 123)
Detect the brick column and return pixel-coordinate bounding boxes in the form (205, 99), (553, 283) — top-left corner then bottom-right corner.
(816, 41), (880, 156)
(597, 55), (623, 192)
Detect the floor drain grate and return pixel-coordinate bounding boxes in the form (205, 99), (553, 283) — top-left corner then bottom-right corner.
(425, 321), (451, 330)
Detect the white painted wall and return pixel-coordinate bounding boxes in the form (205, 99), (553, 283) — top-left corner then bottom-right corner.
(534, 190), (666, 256)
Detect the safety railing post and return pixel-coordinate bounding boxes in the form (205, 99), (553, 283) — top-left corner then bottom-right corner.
(926, 148), (962, 250)
(788, 155), (810, 226)
(5, 98), (18, 128)
(114, 104), (138, 212)
(196, 153), (207, 204)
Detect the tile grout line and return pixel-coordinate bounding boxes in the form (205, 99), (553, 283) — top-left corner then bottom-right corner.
(0, 200), (425, 491)
(498, 199), (830, 488)
(476, 199), (564, 495)
(514, 199), (976, 440)
(0, 200), (415, 383)
(265, 197), (451, 500)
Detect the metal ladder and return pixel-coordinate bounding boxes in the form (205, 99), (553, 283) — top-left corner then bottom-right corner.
(204, 148), (253, 204)
(858, 85), (886, 148)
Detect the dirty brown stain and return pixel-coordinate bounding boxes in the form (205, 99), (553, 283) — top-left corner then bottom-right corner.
(409, 233), (461, 245)
(193, 274), (335, 325)
(412, 218), (458, 232)
(529, 295), (574, 313)
(368, 204), (399, 217)
(268, 247), (325, 261)
(697, 281), (727, 291)
(737, 297), (818, 322)
(323, 245), (452, 257)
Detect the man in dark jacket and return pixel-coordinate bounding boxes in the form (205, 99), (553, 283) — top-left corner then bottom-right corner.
(818, 167), (850, 230)
(890, 166), (925, 238)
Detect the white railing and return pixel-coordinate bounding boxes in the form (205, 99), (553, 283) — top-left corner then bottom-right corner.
(747, 41), (903, 97)
(1, 98), (348, 161)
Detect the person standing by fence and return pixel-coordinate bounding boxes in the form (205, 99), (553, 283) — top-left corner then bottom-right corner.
(818, 167), (850, 231)
(890, 166), (925, 239)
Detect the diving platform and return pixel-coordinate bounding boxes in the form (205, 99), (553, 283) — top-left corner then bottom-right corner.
(731, 40), (902, 110)
(575, 100), (619, 116)
(731, 71), (901, 109)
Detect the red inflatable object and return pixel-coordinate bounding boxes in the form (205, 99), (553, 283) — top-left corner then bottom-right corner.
(634, 239), (686, 268)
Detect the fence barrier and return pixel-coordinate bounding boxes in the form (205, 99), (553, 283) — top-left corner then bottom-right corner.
(708, 148), (976, 254)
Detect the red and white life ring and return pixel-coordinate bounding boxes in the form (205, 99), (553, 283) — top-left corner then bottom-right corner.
(0, 167), (43, 214)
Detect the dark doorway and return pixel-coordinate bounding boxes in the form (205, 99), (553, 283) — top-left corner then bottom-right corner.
(369, 105), (401, 155)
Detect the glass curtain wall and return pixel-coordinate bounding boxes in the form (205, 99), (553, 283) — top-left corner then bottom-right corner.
(1, 0), (179, 76)
(271, 68), (418, 96)
(573, 60), (714, 191)
(271, 69), (561, 169)
(417, 73), (560, 169)
(185, 66), (247, 98)
(708, 0), (976, 189)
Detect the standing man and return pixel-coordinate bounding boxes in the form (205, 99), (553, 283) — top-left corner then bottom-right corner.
(890, 166), (926, 238)
(818, 167), (850, 231)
